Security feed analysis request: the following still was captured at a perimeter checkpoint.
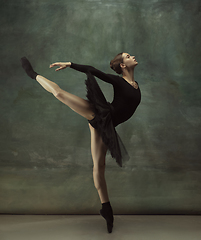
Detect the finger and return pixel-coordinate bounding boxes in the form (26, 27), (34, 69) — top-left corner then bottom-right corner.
(55, 67), (64, 71)
(49, 63), (60, 68)
(50, 63), (57, 68)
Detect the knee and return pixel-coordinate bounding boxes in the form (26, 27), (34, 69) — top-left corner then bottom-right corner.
(93, 164), (105, 190)
(53, 85), (62, 98)
(93, 163), (105, 173)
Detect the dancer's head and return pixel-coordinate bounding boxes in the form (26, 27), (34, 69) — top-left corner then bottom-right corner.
(110, 52), (138, 74)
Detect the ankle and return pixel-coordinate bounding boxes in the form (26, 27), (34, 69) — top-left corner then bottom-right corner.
(102, 201), (111, 208)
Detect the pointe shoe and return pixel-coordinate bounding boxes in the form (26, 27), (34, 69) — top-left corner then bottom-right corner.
(20, 57), (38, 79)
(100, 208), (114, 233)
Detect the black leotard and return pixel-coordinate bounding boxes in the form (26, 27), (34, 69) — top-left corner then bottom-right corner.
(70, 63), (141, 127)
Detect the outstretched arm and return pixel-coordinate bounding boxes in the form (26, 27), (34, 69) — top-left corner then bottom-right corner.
(50, 62), (117, 85)
(70, 63), (116, 85)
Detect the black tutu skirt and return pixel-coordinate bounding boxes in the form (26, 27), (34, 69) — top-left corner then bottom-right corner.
(85, 72), (129, 167)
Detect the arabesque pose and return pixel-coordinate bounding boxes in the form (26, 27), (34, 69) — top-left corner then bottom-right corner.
(20, 52), (141, 233)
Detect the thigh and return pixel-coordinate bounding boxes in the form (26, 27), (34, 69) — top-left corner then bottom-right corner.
(89, 123), (107, 168)
(56, 88), (95, 120)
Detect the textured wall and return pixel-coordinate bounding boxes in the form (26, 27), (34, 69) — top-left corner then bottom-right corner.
(0, 0), (201, 214)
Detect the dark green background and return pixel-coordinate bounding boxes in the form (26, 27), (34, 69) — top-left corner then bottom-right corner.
(0, 0), (201, 214)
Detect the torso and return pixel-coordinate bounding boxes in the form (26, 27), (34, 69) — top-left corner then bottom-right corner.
(110, 76), (141, 127)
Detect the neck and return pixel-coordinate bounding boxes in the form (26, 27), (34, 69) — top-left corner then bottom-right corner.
(122, 68), (135, 83)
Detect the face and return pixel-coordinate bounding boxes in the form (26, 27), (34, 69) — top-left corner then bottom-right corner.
(121, 53), (138, 69)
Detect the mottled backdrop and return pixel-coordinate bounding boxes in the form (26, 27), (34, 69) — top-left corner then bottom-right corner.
(0, 0), (201, 214)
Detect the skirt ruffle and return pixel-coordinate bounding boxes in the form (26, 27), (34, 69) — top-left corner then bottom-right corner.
(85, 72), (129, 167)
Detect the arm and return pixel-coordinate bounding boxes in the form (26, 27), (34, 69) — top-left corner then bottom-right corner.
(70, 63), (117, 85)
(49, 61), (117, 85)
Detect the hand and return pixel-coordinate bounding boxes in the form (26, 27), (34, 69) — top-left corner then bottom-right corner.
(49, 62), (71, 71)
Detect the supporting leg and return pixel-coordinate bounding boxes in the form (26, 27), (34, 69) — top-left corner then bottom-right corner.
(89, 123), (114, 233)
(89, 123), (109, 203)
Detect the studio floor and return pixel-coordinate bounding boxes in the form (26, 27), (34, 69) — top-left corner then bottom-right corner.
(0, 214), (201, 240)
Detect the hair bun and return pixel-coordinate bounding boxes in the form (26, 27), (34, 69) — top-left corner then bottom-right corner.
(110, 53), (123, 75)
(110, 62), (114, 70)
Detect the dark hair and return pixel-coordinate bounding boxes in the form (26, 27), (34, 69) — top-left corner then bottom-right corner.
(110, 52), (123, 74)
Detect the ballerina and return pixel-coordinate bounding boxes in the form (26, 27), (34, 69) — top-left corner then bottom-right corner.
(20, 52), (141, 233)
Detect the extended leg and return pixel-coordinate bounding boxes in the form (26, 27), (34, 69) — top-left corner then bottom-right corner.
(36, 75), (94, 120)
(20, 57), (94, 120)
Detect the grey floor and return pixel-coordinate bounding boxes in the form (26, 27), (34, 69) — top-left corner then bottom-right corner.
(0, 215), (201, 240)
